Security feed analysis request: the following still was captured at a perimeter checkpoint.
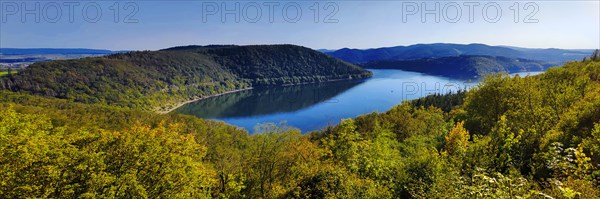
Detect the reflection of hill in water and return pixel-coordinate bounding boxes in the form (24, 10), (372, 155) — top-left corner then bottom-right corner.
(175, 80), (364, 118)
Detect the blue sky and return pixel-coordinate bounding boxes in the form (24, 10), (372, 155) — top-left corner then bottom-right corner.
(0, 1), (598, 50)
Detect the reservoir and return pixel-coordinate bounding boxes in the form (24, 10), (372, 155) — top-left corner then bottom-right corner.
(175, 69), (541, 133)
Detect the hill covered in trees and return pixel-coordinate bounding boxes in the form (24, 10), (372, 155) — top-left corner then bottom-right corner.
(325, 43), (592, 63)
(362, 55), (555, 79)
(1, 51), (600, 198)
(0, 45), (371, 111)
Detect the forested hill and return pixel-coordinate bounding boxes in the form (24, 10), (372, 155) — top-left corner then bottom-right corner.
(0, 45), (371, 111)
(325, 43), (591, 63)
(1, 51), (600, 198)
(362, 55), (554, 79)
(159, 45), (369, 84)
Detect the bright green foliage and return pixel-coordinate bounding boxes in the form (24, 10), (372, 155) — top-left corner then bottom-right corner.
(462, 135), (495, 176)
(360, 127), (401, 182)
(0, 71), (9, 77)
(288, 165), (391, 198)
(315, 104), (452, 197)
(322, 119), (401, 189)
(242, 124), (319, 198)
(397, 143), (446, 198)
(584, 123), (600, 171)
(77, 124), (216, 198)
(459, 168), (534, 198)
(321, 119), (366, 171)
(199, 123), (249, 198)
(0, 106), (75, 197)
(490, 115), (522, 173)
(0, 107), (216, 198)
(1, 52), (600, 198)
(460, 56), (600, 197)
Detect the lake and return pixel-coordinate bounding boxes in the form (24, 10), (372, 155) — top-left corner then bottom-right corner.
(174, 69), (542, 133)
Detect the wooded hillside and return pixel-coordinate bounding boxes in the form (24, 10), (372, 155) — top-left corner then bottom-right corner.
(1, 45), (371, 111)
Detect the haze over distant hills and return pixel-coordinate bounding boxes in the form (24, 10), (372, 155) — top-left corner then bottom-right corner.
(322, 43), (593, 78)
(324, 43), (593, 63)
(2, 44), (593, 80)
(0, 48), (125, 55)
(0, 48), (127, 66)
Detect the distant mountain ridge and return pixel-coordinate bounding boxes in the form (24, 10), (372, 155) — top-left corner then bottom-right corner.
(325, 43), (593, 63)
(362, 55), (555, 79)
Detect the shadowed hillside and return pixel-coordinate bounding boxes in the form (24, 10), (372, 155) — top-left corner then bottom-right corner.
(362, 55), (555, 79)
(327, 43), (591, 63)
(1, 45), (371, 111)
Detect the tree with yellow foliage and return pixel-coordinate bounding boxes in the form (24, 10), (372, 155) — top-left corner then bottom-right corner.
(444, 121), (470, 157)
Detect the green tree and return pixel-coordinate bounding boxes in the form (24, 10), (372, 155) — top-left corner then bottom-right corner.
(0, 107), (218, 198)
(78, 123), (216, 198)
(242, 123), (322, 198)
(0, 106), (78, 198)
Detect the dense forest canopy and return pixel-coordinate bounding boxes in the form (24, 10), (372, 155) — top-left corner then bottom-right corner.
(0, 45), (371, 111)
(325, 43), (592, 63)
(362, 55), (555, 79)
(0, 50), (600, 198)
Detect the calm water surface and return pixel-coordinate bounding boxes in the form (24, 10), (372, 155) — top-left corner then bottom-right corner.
(175, 69), (540, 133)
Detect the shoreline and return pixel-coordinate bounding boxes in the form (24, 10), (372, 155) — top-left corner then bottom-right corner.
(158, 76), (371, 114)
(157, 87), (254, 114)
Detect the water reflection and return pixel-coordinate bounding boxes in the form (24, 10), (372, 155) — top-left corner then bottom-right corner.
(174, 69), (497, 133)
(176, 80), (364, 118)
